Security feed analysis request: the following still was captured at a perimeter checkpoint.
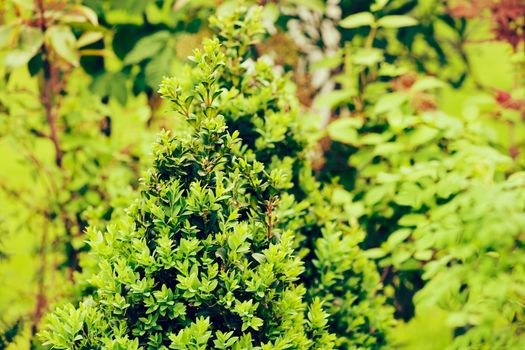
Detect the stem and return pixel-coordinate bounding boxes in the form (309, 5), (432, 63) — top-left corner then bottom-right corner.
(36, 0), (64, 168)
(356, 25), (378, 112)
(28, 1), (64, 340)
(365, 25), (377, 49)
(266, 197), (276, 239)
(31, 222), (48, 345)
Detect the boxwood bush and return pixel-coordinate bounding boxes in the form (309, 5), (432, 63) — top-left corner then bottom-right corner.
(40, 7), (394, 350)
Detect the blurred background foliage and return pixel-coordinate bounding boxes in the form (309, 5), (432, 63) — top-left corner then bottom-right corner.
(0, 0), (524, 349)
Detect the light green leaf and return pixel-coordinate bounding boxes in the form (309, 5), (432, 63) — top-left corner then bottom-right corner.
(315, 89), (355, 109)
(352, 48), (384, 66)
(5, 26), (43, 71)
(12, 0), (33, 10)
(284, 0), (325, 12)
(76, 31), (104, 48)
(47, 26), (79, 66)
(446, 312), (469, 328)
(364, 186), (390, 206)
(414, 250), (433, 261)
(340, 12), (375, 29)
(377, 15), (418, 28)
(387, 229), (412, 248)
(411, 76), (446, 92)
(67, 5), (99, 25)
(395, 182), (423, 208)
(371, 0), (388, 12)
(327, 118), (360, 145)
(408, 126), (439, 147)
(250, 317), (263, 331)
(311, 51), (343, 71)
(0, 25), (15, 49)
(124, 31), (170, 65)
(365, 248), (387, 259)
(391, 308), (452, 350)
(374, 93), (407, 114)
(399, 214), (427, 226)
(145, 46), (174, 88)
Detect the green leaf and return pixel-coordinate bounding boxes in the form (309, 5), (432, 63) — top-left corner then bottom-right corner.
(90, 71), (128, 104)
(47, 26), (79, 66)
(377, 15), (418, 28)
(145, 46), (174, 89)
(411, 76), (446, 92)
(327, 118), (360, 145)
(284, 0), (325, 12)
(408, 126), (439, 147)
(5, 26), (43, 71)
(391, 309), (452, 350)
(124, 31), (170, 65)
(250, 317), (263, 331)
(365, 248), (387, 259)
(399, 214), (427, 226)
(387, 229), (412, 248)
(109, 72), (129, 105)
(315, 89), (355, 109)
(371, 0), (389, 12)
(27, 52), (43, 76)
(374, 93), (407, 114)
(414, 250), (433, 261)
(311, 51), (343, 71)
(76, 31), (104, 48)
(62, 5), (99, 25)
(364, 186), (391, 206)
(11, 0), (33, 10)
(340, 12), (375, 29)
(352, 48), (384, 66)
(252, 253), (266, 264)
(110, 0), (151, 15)
(0, 25), (14, 49)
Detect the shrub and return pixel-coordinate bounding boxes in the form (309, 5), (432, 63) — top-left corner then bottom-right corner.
(42, 29), (337, 350)
(41, 6), (394, 350)
(323, 67), (525, 347)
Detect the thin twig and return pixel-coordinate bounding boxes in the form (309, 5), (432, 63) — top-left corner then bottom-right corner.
(36, 0), (64, 168)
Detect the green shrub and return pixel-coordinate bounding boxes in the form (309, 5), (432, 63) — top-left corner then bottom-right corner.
(40, 6), (394, 349)
(42, 29), (335, 350)
(324, 68), (525, 347)
(414, 174), (525, 349)
(43, 88), (336, 349)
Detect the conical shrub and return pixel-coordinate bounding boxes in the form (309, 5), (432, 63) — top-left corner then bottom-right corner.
(41, 6), (393, 350)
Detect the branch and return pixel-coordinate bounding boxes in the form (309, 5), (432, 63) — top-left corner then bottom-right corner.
(36, 0), (64, 168)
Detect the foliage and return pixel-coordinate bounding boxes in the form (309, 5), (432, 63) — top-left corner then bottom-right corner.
(342, 93), (525, 347)
(40, 6), (395, 350)
(0, 319), (22, 349)
(308, 0), (525, 348)
(0, 1), (153, 346)
(41, 23), (333, 350)
(41, 89), (337, 347)
(82, 0), (215, 110)
(0, 1), (221, 346)
(1, 1), (524, 349)
(210, 7), (395, 348)
(209, 8), (394, 348)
